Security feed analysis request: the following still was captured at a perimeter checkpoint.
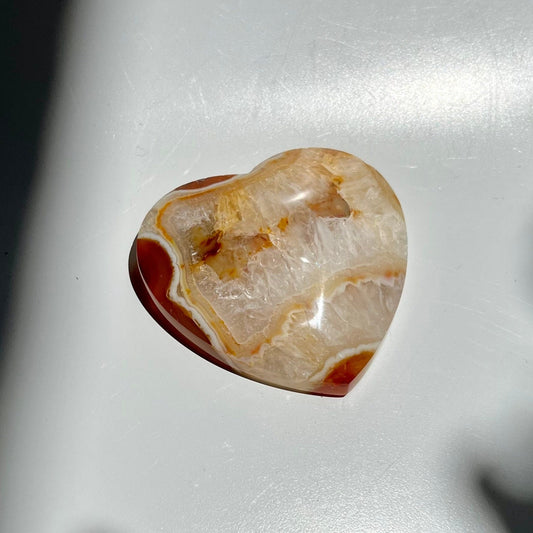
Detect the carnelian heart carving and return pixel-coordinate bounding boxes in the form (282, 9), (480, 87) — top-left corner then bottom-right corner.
(131, 148), (407, 396)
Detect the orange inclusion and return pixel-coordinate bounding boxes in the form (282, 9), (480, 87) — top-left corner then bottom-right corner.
(176, 174), (236, 191)
(384, 270), (401, 278)
(198, 231), (223, 261)
(277, 217), (289, 231)
(323, 351), (374, 385)
(155, 200), (174, 243)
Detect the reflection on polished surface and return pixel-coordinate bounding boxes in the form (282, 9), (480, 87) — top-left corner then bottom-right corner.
(1, 1), (532, 531)
(134, 148), (406, 395)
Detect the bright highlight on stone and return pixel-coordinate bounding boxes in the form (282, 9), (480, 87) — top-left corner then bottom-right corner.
(132, 148), (407, 396)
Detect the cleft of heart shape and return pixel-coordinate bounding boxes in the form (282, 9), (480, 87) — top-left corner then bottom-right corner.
(130, 148), (407, 396)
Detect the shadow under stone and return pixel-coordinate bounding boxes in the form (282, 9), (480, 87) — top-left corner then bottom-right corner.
(476, 468), (533, 532)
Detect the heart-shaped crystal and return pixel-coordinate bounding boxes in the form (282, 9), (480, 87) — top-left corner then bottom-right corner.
(131, 148), (407, 396)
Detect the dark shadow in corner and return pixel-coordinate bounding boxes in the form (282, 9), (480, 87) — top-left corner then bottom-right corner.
(476, 469), (533, 532)
(0, 1), (68, 370)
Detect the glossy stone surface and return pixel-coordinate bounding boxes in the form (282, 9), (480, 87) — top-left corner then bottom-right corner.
(132, 148), (407, 395)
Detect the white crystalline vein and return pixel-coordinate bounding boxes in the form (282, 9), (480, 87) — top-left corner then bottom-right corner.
(193, 203), (404, 344)
(147, 149), (407, 386)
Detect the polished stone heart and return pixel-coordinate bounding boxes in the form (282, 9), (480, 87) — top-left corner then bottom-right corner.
(131, 148), (407, 396)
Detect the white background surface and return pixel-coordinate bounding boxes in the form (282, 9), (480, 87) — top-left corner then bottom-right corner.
(1, 1), (532, 531)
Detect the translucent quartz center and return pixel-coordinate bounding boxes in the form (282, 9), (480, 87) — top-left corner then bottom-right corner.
(134, 148), (407, 395)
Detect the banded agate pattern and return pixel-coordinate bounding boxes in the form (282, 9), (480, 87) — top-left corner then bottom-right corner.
(133, 148), (407, 395)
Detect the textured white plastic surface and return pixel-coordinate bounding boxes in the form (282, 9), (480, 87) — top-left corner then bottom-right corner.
(1, 1), (532, 532)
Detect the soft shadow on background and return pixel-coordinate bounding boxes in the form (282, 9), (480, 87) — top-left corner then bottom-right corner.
(471, 212), (533, 533)
(1, 2), (532, 532)
(0, 1), (67, 367)
(477, 469), (533, 533)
